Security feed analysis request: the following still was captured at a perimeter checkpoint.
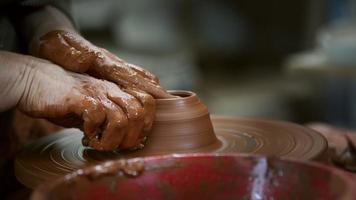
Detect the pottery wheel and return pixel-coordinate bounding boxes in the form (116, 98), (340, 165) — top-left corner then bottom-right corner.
(15, 116), (327, 188)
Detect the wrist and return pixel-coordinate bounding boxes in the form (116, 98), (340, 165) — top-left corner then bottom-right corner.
(20, 5), (76, 55)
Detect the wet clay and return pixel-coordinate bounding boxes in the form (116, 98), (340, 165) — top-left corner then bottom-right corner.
(15, 91), (328, 189)
(38, 30), (174, 99)
(132, 90), (219, 154)
(74, 84), (158, 151)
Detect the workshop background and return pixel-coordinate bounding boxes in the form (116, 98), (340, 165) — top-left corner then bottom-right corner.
(72, 0), (356, 129)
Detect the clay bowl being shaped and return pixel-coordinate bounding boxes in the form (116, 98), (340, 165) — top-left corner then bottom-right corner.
(31, 154), (356, 200)
(133, 90), (219, 155)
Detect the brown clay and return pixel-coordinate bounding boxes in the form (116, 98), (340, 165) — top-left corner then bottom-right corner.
(38, 30), (174, 99)
(132, 90), (219, 155)
(15, 90), (328, 188)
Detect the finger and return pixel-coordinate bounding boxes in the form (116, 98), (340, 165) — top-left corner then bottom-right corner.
(90, 101), (128, 151)
(134, 80), (175, 99)
(82, 105), (106, 141)
(95, 64), (174, 98)
(39, 31), (96, 72)
(99, 49), (159, 84)
(88, 51), (174, 98)
(106, 85), (145, 149)
(73, 97), (106, 144)
(126, 63), (159, 84)
(123, 88), (156, 139)
(59, 31), (95, 52)
(108, 97), (144, 149)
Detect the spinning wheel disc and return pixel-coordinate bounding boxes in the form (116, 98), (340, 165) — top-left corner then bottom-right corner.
(15, 116), (327, 188)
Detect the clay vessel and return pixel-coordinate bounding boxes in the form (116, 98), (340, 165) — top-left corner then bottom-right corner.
(31, 154), (356, 200)
(134, 90), (220, 155)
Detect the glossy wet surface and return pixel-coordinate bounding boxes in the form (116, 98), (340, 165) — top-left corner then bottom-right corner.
(31, 154), (356, 200)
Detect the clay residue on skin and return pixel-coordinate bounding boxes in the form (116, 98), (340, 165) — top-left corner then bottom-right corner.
(72, 81), (154, 151)
(65, 158), (145, 181)
(36, 30), (178, 152)
(41, 73), (156, 152)
(38, 30), (174, 99)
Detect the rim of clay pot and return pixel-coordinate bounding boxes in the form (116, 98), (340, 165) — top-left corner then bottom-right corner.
(154, 90), (210, 121)
(156, 90), (197, 104)
(31, 153), (356, 200)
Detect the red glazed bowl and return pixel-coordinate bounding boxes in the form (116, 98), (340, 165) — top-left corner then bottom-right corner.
(31, 154), (356, 200)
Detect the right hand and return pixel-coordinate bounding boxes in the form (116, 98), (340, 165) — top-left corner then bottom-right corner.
(1, 52), (156, 151)
(34, 30), (174, 99)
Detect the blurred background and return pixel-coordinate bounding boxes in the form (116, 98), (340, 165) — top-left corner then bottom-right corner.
(72, 0), (356, 128)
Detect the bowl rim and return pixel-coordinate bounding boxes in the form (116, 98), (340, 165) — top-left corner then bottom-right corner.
(158, 90), (195, 100)
(31, 153), (356, 200)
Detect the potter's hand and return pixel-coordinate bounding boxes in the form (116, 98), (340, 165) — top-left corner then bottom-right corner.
(35, 30), (174, 99)
(0, 51), (155, 151)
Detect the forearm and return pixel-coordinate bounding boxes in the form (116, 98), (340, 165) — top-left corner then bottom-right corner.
(0, 51), (35, 112)
(19, 5), (76, 55)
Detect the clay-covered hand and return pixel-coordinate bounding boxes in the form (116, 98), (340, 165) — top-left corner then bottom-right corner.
(1, 52), (155, 151)
(35, 30), (174, 99)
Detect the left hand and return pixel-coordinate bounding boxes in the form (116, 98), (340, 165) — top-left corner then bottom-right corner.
(35, 30), (174, 99)
(0, 51), (155, 151)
